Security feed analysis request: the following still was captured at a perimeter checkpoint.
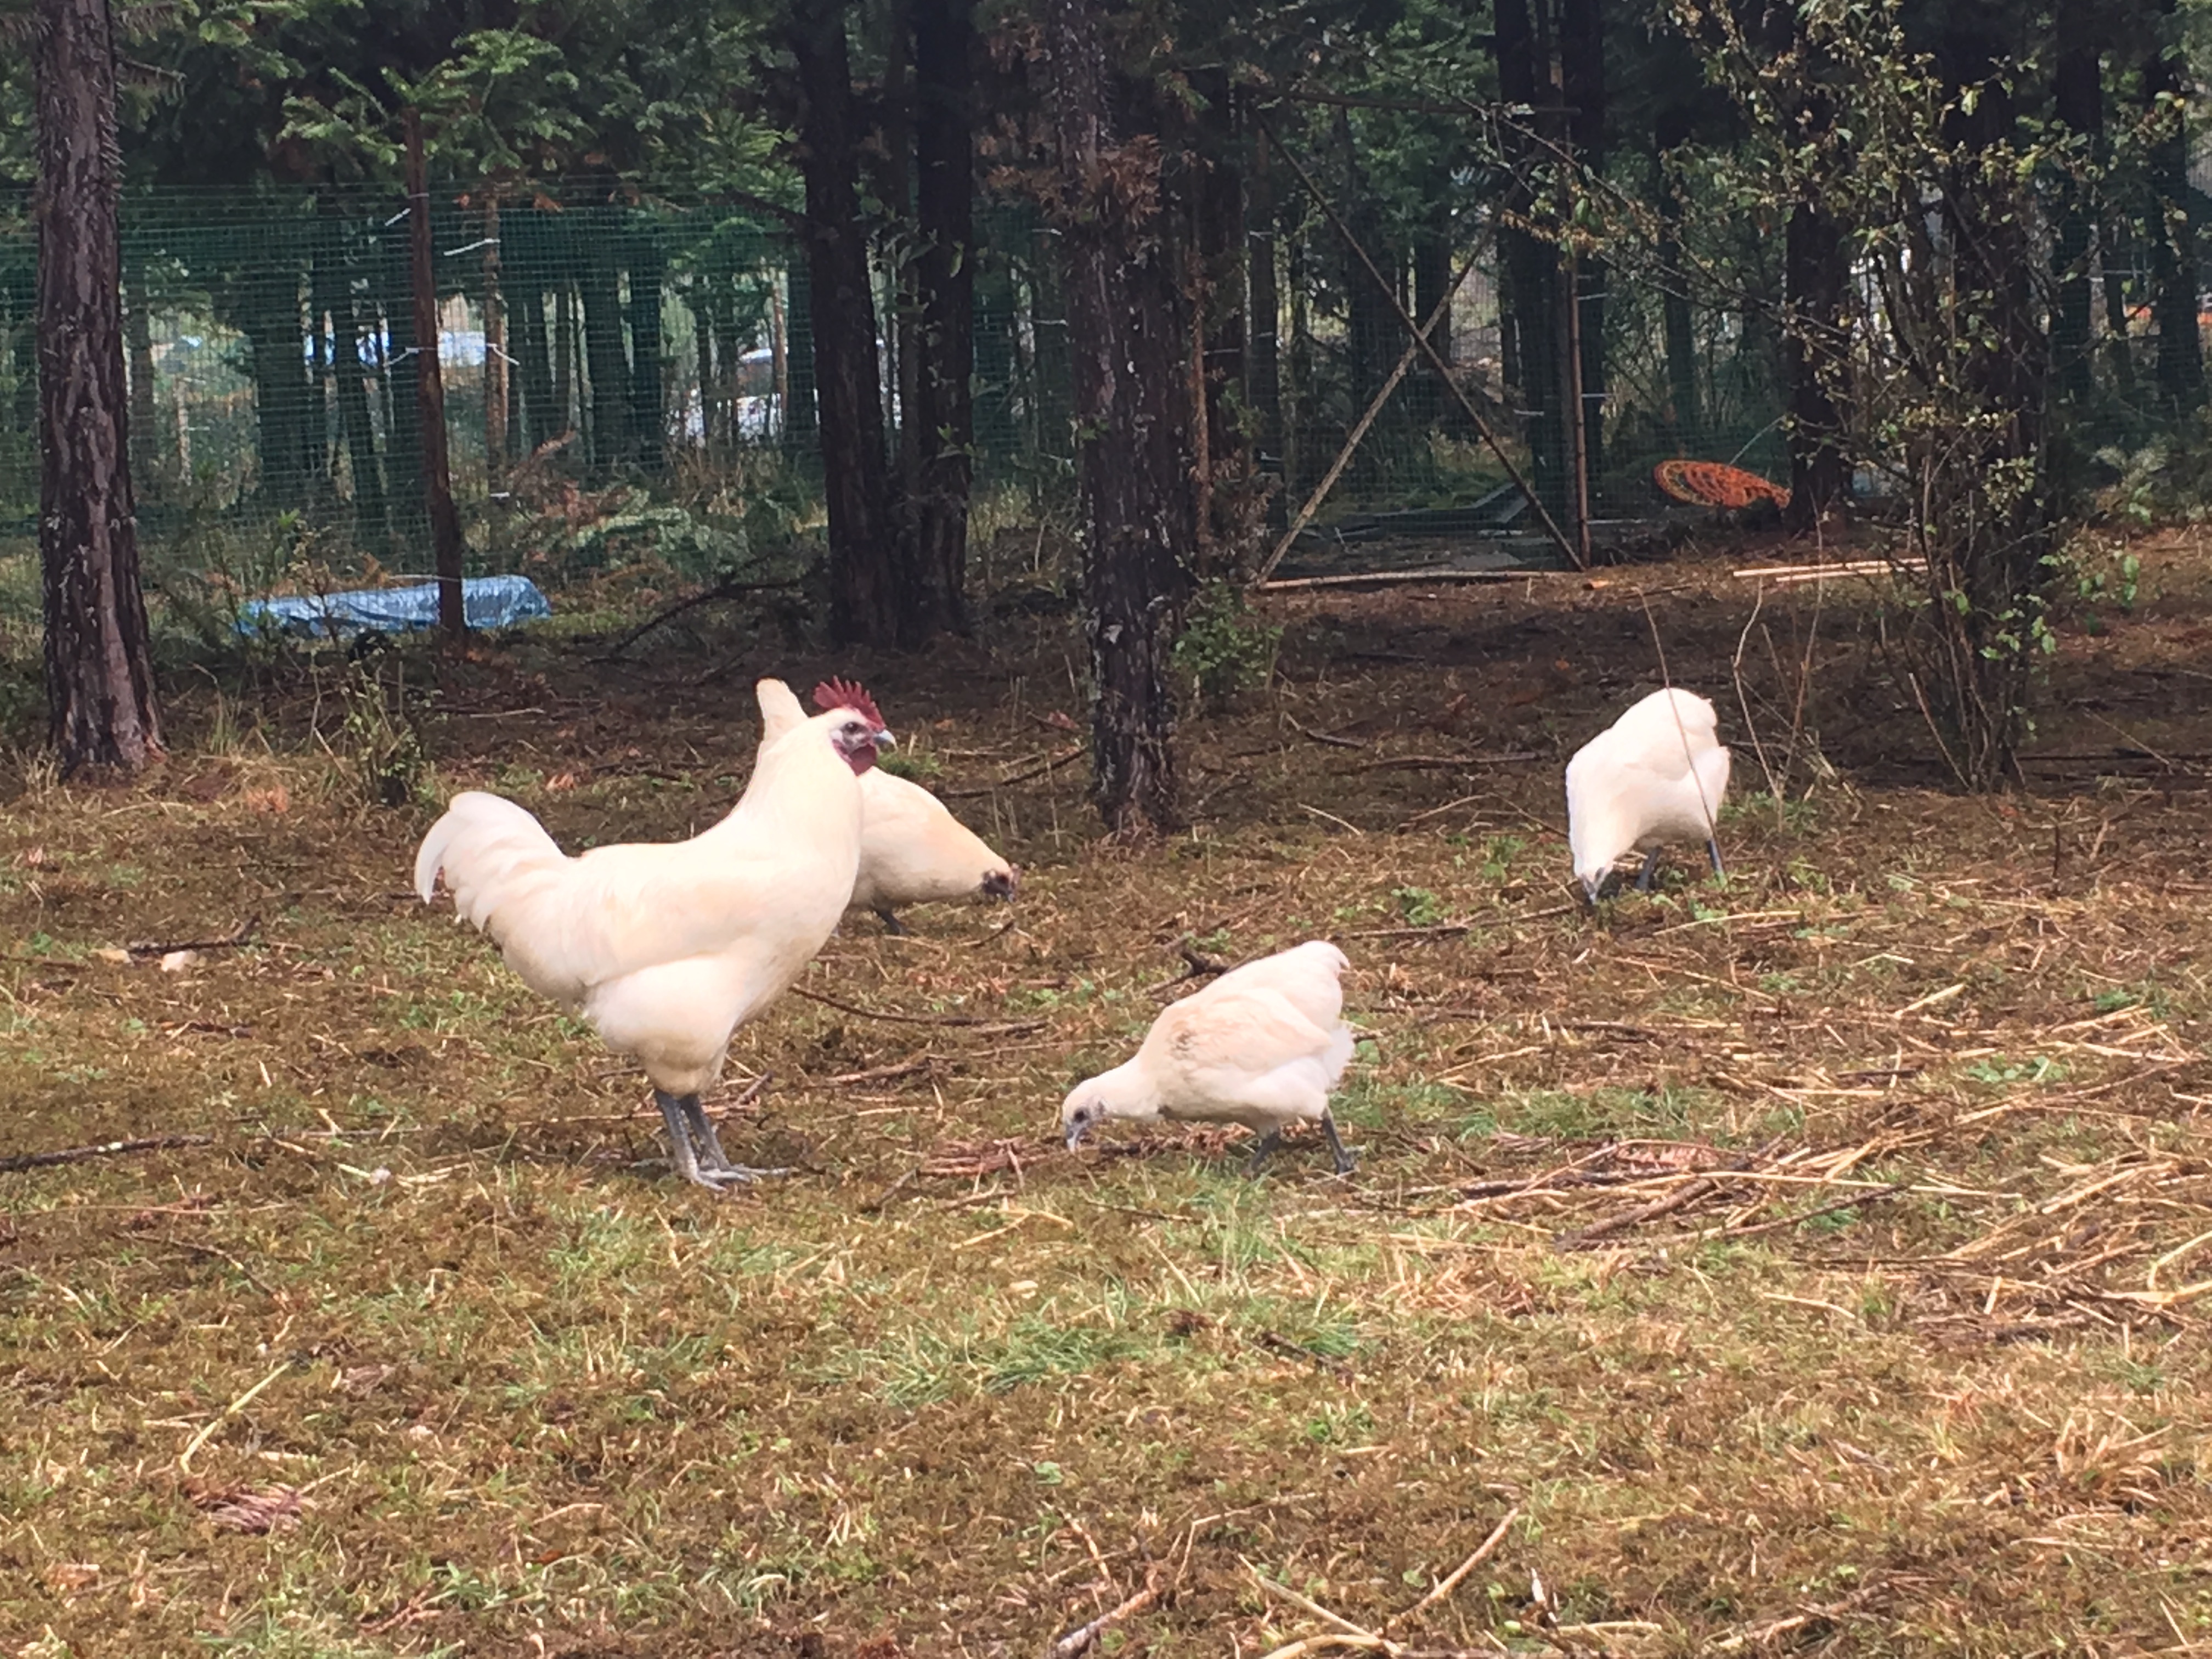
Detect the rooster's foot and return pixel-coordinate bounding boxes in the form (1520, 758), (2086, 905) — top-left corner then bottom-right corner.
(658, 1090), (790, 1192)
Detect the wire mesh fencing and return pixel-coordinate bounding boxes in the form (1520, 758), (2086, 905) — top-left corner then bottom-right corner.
(0, 179), (1790, 623)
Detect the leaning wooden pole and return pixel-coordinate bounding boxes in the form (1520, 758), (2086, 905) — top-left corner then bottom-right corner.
(1253, 250), (1481, 585)
(1263, 118), (1585, 570)
(405, 111), (467, 640)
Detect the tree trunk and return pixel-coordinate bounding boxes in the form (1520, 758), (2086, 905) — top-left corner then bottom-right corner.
(1409, 172), (1453, 433)
(553, 281), (576, 443)
(1246, 124), (1282, 514)
(789, 5), (900, 645)
(404, 112), (465, 639)
(577, 194), (631, 471)
(627, 219), (665, 471)
(909, 0), (976, 638)
(694, 277), (719, 454)
(2049, 0), (2098, 407)
(482, 193), (507, 484)
(2145, 3), (2203, 415)
(1765, 3), (1847, 534)
(510, 278), (551, 452)
(1285, 215), (1311, 498)
(781, 254), (816, 447)
(1041, 0), (1193, 835)
(2101, 223), (2136, 396)
(319, 218), (386, 543)
(123, 268), (160, 503)
(1494, 0), (1567, 523)
(1560, 0), (1605, 484)
(1336, 105), (1395, 472)
(239, 259), (313, 507)
(381, 242), (425, 532)
(1782, 202), (1848, 531)
(37, 0), (161, 775)
(1652, 122), (1700, 445)
(1193, 71), (1244, 565)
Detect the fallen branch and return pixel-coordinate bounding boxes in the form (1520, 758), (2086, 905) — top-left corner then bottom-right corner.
(1258, 568), (1548, 593)
(943, 744), (1086, 799)
(789, 986), (1043, 1032)
(591, 575), (800, 661)
(1553, 1176), (1725, 1249)
(1287, 714), (1370, 750)
(1049, 1571), (1163, 1659)
(128, 917), (258, 957)
(1, 1133), (214, 1173)
(1351, 751), (1539, 772)
(1395, 1503), (1522, 1623)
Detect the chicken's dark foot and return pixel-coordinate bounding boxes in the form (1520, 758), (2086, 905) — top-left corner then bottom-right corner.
(1635, 849), (1662, 893)
(1244, 1130), (1282, 1177)
(656, 1091), (788, 1190)
(876, 907), (910, 936)
(1706, 838), (1725, 880)
(1321, 1110), (1358, 1176)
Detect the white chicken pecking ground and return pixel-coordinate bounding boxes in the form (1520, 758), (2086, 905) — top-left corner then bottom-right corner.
(413, 678), (893, 1191)
(759, 676), (1018, 934)
(1060, 940), (1359, 1176)
(1565, 686), (1733, 902)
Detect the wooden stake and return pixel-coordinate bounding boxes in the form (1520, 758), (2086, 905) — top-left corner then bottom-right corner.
(404, 110), (467, 641)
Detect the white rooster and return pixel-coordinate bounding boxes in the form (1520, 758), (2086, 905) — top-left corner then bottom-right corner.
(1060, 941), (1358, 1176)
(413, 678), (894, 1190)
(1565, 686), (1731, 902)
(760, 678), (1018, 934)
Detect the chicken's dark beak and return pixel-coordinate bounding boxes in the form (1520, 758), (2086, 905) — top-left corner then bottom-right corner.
(872, 728), (896, 753)
(1064, 1120), (1087, 1152)
(981, 868), (1018, 902)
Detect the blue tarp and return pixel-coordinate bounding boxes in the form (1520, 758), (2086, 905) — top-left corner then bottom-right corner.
(236, 575), (552, 640)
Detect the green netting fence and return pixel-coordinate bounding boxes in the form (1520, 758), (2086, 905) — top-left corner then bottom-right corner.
(0, 180), (1790, 605)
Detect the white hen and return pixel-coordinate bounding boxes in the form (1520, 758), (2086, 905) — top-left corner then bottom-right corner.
(1060, 940), (1358, 1175)
(413, 678), (893, 1190)
(1565, 686), (1731, 902)
(759, 678), (1018, 934)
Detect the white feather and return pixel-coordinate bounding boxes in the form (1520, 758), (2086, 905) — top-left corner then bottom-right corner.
(1565, 687), (1732, 896)
(413, 679), (867, 1097)
(1062, 941), (1355, 1137)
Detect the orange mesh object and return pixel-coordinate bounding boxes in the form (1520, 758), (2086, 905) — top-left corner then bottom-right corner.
(1653, 459), (1791, 510)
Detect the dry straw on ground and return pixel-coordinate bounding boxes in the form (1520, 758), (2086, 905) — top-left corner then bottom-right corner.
(1, 528), (2209, 1655)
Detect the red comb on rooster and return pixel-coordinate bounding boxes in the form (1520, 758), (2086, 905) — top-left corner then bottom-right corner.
(810, 678), (887, 732)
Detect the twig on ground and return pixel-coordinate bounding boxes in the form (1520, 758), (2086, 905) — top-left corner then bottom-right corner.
(1, 1133), (214, 1173)
(1049, 1570), (1163, 1659)
(943, 744), (1086, 798)
(1395, 1503), (1523, 1623)
(591, 575), (799, 661)
(1288, 714), (1369, 749)
(789, 985), (1043, 1032)
(128, 916), (258, 956)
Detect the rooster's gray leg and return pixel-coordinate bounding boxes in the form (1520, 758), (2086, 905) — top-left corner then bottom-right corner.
(1244, 1130), (1282, 1177)
(679, 1094), (735, 1171)
(1635, 849), (1662, 893)
(655, 1091), (726, 1191)
(1707, 838), (1725, 879)
(1321, 1111), (1358, 1176)
(876, 907), (909, 936)
(675, 1092), (789, 1186)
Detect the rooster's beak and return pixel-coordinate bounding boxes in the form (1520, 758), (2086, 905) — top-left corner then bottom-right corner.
(873, 728), (895, 752)
(1064, 1120), (1087, 1152)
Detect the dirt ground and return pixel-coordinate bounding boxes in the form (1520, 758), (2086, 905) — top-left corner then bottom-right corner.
(3, 526), (2210, 1657)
